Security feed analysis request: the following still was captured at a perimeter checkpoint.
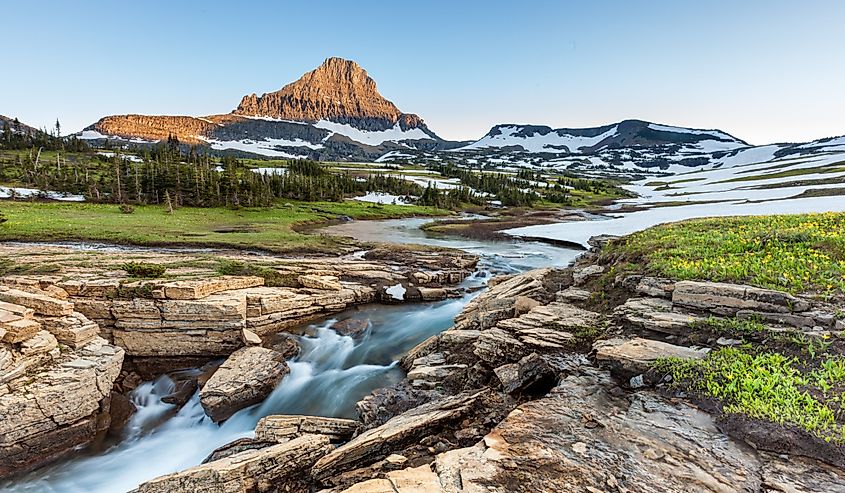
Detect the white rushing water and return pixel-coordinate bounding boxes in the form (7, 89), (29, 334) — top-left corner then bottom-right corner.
(3, 223), (580, 493)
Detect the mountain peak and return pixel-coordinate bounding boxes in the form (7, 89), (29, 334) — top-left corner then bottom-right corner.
(233, 57), (428, 132)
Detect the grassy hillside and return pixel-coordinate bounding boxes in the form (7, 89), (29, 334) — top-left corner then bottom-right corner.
(601, 212), (845, 297)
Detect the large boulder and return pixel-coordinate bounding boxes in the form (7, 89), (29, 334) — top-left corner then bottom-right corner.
(614, 297), (700, 335)
(594, 337), (708, 377)
(161, 276), (264, 300)
(0, 287), (73, 317)
(200, 347), (289, 422)
(255, 415), (359, 443)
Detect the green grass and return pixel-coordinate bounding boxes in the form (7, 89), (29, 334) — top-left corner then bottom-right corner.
(215, 259), (301, 287)
(654, 347), (845, 443)
(602, 213), (845, 296)
(715, 162), (845, 184)
(0, 200), (449, 253)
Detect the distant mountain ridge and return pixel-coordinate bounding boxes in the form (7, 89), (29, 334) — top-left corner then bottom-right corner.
(0, 114), (40, 135)
(458, 120), (747, 154)
(77, 58), (843, 171)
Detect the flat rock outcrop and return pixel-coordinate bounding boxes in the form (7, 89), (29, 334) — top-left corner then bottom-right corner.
(24, 247), (478, 358)
(340, 367), (844, 493)
(594, 337), (708, 377)
(200, 347), (289, 422)
(672, 280), (811, 315)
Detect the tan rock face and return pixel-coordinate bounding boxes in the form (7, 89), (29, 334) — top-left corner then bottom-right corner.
(234, 57), (427, 132)
(298, 274), (343, 292)
(162, 276), (264, 300)
(89, 58), (435, 147)
(200, 347), (290, 422)
(0, 337), (124, 477)
(338, 465), (444, 493)
(130, 434), (332, 493)
(255, 415), (359, 443)
(92, 114), (220, 144)
(420, 368), (844, 492)
(0, 287), (73, 317)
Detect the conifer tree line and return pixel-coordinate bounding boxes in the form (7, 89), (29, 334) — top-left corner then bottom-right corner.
(1, 131), (625, 209)
(0, 139), (485, 209)
(1, 119), (88, 152)
(428, 163), (541, 206)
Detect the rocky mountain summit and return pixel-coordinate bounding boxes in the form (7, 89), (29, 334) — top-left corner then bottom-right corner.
(81, 58), (446, 160)
(79, 57), (782, 169)
(234, 57), (431, 133)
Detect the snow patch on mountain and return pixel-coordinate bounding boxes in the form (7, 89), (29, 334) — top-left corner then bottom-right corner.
(314, 120), (434, 146)
(78, 129), (154, 144)
(647, 123), (737, 142)
(457, 125), (618, 153)
(352, 192), (413, 205)
(198, 136), (323, 158)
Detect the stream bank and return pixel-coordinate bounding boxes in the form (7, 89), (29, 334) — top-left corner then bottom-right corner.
(0, 218), (580, 492)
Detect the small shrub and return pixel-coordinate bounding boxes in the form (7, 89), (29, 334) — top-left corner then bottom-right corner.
(119, 204), (135, 214)
(215, 260), (300, 287)
(0, 211), (7, 224)
(121, 262), (167, 278)
(113, 282), (156, 299)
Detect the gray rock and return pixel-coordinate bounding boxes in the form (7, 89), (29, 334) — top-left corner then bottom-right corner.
(594, 337), (707, 377)
(673, 280), (810, 315)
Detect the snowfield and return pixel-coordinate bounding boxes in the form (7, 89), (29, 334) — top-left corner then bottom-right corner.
(457, 125), (619, 153)
(646, 123), (739, 142)
(198, 137), (316, 158)
(315, 120), (434, 146)
(79, 130), (154, 144)
(0, 186), (85, 202)
(506, 150), (845, 247)
(97, 151), (143, 163)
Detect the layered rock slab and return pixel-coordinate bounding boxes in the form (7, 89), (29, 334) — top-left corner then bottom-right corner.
(312, 391), (484, 481)
(200, 347), (289, 422)
(0, 337), (124, 477)
(131, 434), (332, 493)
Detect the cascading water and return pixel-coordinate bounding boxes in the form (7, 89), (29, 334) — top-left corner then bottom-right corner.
(2, 218), (581, 493)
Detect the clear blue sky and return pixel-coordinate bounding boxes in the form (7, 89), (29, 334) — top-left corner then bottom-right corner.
(3, 0), (844, 145)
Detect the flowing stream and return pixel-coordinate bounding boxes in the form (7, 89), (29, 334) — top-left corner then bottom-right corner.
(2, 217), (580, 493)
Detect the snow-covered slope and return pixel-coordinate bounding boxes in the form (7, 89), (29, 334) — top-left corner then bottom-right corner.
(455, 119), (747, 155)
(505, 149), (845, 247)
